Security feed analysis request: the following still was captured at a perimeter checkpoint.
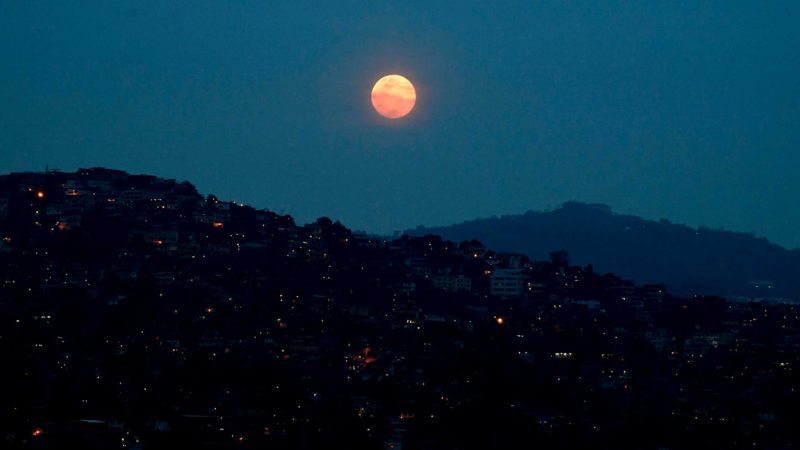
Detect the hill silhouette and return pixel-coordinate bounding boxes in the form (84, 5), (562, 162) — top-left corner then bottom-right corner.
(409, 201), (800, 300)
(2, 170), (799, 447)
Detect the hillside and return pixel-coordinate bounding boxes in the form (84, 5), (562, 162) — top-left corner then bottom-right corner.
(1, 170), (798, 448)
(410, 202), (800, 300)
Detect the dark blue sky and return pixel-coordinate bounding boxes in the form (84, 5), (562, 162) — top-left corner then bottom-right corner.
(2, 1), (799, 247)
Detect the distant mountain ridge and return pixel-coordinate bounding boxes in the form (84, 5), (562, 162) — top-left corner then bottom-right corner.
(409, 202), (800, 300)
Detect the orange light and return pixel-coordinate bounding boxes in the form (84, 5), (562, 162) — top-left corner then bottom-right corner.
(496, 317), (505, 325)
(36, 191), (45, 199)
(212, 222), (224, 229)
(153, 240), (164, 246)
(32, 428), (43, 437)
(362, 346), (378, 364)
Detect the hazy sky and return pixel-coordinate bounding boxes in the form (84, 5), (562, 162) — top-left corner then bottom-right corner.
(2, 1), (799, 248)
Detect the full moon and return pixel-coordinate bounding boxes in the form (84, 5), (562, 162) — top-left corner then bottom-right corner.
(371, 74), (416, 119)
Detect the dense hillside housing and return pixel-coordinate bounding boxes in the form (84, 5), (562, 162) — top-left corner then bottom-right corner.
(0, 169), (797, 449)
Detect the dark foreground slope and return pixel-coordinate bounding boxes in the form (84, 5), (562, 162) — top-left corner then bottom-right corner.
(410, 202), (800, 300)
(1, 170), (798, 449)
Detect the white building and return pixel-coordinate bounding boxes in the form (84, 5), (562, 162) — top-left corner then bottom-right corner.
(432, 274), (472, 293)
(490, 269), (528, 297)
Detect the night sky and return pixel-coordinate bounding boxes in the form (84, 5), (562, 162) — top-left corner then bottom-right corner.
(2, 1), (799, 248)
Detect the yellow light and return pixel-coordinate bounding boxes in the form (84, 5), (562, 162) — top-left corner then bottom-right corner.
(496, 317), (504, 325)
(36, 191), (45, 199)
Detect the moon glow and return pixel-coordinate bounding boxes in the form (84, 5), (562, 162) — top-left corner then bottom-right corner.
(371, 75), (416, 119)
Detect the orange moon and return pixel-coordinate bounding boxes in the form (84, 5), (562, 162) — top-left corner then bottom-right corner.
(371, 74), (416, 119)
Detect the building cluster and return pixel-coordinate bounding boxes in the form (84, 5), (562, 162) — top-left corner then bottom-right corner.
(0, 169), (798, 449)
